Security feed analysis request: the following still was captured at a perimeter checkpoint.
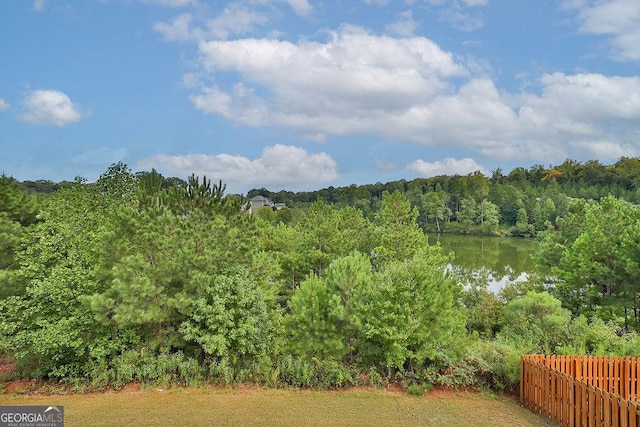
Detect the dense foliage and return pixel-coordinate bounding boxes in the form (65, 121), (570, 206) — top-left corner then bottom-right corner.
(248, 157), (640, 237)
(3, 160), (640, 393)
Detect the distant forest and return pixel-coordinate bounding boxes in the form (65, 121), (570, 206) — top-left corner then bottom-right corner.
(13, 157), (640, 237)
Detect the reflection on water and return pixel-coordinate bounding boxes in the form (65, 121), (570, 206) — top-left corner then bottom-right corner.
(429, 234), (539, 292)
(447, 264), (530, 293)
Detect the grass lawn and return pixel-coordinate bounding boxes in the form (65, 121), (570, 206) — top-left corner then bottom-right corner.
(0, 386), (556, 426)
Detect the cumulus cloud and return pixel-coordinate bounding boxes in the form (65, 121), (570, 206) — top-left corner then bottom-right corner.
(0, 98), (9, 111)
(135, 144), (338, 192)
(569, 0), (640, 61)
(526, 72), (640, 122)
(570, 140), (639, 160)
(406, 157), (487, 177)
(20, 89), (87, 127)
(190, 83), (269, 127)
(191, 26), (466, 131)
(188, 22), (640, 163)
(157, 10), (640, 167)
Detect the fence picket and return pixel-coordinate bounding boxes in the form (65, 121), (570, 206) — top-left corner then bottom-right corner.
(521, 355), (640, 427)
(581, 381), (587, 427)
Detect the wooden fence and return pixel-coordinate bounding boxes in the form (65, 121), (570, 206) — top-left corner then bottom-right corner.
(521, 355), (640, 426)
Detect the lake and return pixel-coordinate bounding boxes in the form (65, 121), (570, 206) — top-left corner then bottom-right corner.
(427, 233), (539, 293)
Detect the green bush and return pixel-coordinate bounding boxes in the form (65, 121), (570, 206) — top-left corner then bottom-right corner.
(467, 338), (534, 393)
(274, 355), (359, 389)
(407, 384), (425, 396)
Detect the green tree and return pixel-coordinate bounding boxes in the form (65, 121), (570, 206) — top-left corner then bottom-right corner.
(456, 197), (477, 230)
(0, 175), (41, 297)
(422, 191), (446, 232)
(0, 174), (40, 227)
(463, 281), (503, 338)
(512, 207), (533, 237)
(0, 181), (123, 378)
(372, 191), (428, 266)
(284, 274), (347, 361)
(95, 162), (137, 203)
(0, 213), (23, 298)
(537, 196), (640, 328)
(477, 200), (500, 231)
(500, 291), (571, 354)
(89, 200), (263, 353)
(178, 268), (272, 366)
(352, 255), (465, 369)
(531, 197), (556, 232)
(324, 252), (373, 362)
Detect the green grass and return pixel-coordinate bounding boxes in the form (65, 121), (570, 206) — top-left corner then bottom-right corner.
(0, 387), (556, 426)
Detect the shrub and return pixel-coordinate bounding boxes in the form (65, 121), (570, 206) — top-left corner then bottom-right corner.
(407, 384), (425, 396)
(467, 338), (534, 393)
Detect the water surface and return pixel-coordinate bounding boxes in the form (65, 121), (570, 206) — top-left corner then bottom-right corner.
(428, 233), (539, 293)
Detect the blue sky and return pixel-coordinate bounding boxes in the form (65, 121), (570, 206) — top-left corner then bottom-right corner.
(1, 0), (639, 194)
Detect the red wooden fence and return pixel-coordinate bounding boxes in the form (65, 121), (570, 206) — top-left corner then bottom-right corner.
(521, 355), (640, 426)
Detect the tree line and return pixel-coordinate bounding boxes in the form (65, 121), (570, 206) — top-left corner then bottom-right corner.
(249, 157), (640, 236)
(14, 157), (640, 237)
(3, 161), (640, 393)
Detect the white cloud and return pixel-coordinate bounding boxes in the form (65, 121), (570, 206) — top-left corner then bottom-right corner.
(153, 14), (201, 41)
(192, 25), (466, 130)
(410, 1), (486, 31)
(562, 0), (588, 9)
(20, 89), (87, 127)
(527, 72), (640, 122)
(362, 0), (390, 6)
(205, 4), (270, 40)
(143, 0), (196, 7)
(386, 10), (419, 36)
(0, 98), (9, 111)
(280, 0), (313, 17)
(407, 158), (487, 177)
(423, 0), (488, 7)
(154, 5), (270, 42)
(160, 17), (640, 166)
(439, 7), (484, 32)
(571, 0), (640, 61)
(136, 144), (338, 192)
(375, 160), (396, 170)
(462, 0), (488, 6)
(189, 83), (269, 127)
(569, 140), (639, 159)
(33, 0), (47, 12)
(180, 72), (204, 88)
